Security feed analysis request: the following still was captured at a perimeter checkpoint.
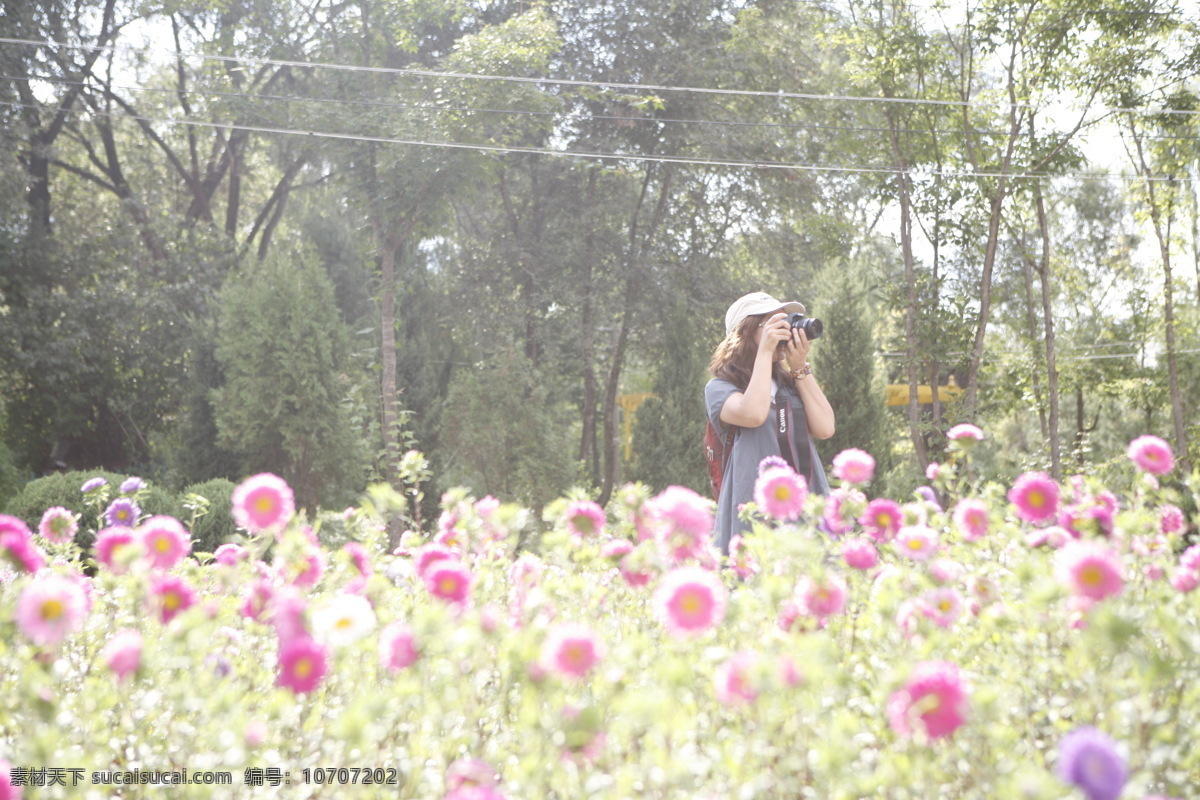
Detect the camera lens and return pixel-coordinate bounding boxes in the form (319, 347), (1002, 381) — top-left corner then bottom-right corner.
(786, 313), (823, 340)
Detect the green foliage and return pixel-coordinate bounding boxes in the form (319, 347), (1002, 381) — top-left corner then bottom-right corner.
(212, 247), (366, 510)
(180, 478), (237, 555)
(437, 343), (579, 510)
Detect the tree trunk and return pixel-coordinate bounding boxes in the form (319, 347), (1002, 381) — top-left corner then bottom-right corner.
(1033, 181), (1062, 479)
(377, 233), (402, 548)
(1018, 231), (1049, 443)
(578, 170), (600, 482)
(963, 185), (1007, 417)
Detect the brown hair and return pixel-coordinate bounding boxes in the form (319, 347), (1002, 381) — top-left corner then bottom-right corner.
(709, 314), (788, 391)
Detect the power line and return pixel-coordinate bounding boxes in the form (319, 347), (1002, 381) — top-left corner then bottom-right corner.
(2, 96), (1193, 183)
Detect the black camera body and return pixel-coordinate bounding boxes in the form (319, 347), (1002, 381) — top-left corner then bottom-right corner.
(786, 312), (823, 340)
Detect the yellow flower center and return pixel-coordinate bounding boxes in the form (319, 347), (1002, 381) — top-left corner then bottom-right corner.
(439, 577), (459, 594)
(163, 592), (181, 611)
(1028, 491), (1045, 508)
(908, 538), (924, 551)
(680, 592), (702, 615)
(294, 658), (312, 678)
(1079, 564), (1103, 587)
(155, 536), (170, 553)
(254, 496), (276, 513)
(773, 485), (792, 501)
(41, 599), (64, 621)
(336, 617), (354, 630)
(939, 600), (953, 612)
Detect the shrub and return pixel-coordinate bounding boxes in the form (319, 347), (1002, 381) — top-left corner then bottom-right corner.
(180, 478), (237, 555)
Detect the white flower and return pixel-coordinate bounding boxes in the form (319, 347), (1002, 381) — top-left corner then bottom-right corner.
(311, 594), (376, 647)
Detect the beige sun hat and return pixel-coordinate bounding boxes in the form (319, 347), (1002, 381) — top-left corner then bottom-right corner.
(724, 291), (805, 334)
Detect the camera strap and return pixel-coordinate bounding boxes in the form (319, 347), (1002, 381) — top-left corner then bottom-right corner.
(773, 389), (815, 486)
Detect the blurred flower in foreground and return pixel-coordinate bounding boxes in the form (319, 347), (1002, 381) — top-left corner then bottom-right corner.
(1056, 726), (1126, 800)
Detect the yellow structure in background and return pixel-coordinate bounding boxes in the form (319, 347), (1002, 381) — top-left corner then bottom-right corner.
(885, 376), (963, 407)
(618, 393), (656, 461)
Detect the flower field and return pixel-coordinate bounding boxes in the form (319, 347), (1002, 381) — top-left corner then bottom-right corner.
(1, 434), (1198, 800)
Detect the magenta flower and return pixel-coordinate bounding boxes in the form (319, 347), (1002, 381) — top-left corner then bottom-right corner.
(424, 560), (472, 606)
(1158, 504), (1185, 535)
(541, 623), (604, 680)
(271, 587), (309, 644)
(1182, 545), (1200, 572)
(147, 573), (197, 624)
(887, 660), (969, 740)
(1170, 569), (1198, 594)
(894, 525), (938, 561)
(754, 467), (808, 522)
(0, 758), (21, 800)
(101, 629), (144, 682)
(37, 507), (79, 545)
(104, 498), (140, 528)
(952, 499), (990, 542)
(946, 423), (984, 442)
(647, 485), (713, 563)
(232, 473), (295, 533)
(15, 574), (88, 646)
(93, 527), (138, 574)
(1127, 435), (1174, 476)
(214, 543), (248, 566)
(415, 544), (458, 578)
(240, 579), (274, 623)
(797, 573), (848, 621)
(859, 498), (902, 542)
(1008, 471), (1060, 524)
(919, 588), (964, 629)
(832, 448), (876, 485)
(653, 566), (728, 637)
(841, 538), (879, 570)
(378, 622), (420, 671)
(342, 541), (372, 576)
(563, 499), (606, 539)
(823, 487), (866, 536)
(1056, 541), (1124, 601)
(714, 651), (761, 706)
(138, 516), (191, 570)
(1, 516), (46, 574)
(277, 636), (329, 694)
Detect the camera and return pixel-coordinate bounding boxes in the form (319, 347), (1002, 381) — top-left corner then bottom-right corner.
(786, 312), (823, 340)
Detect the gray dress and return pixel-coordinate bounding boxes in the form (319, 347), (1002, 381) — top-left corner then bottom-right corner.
(705, 377), (830, 553)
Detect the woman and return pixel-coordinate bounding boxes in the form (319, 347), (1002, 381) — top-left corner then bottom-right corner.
(705, 291), (835, 553)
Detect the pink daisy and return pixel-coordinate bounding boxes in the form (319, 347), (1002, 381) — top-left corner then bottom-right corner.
(754, 467), (808, 522)
(271, 587), (309, 644)
(1008, 471), (1060, 525)
(37, 507), (79, 544)
(92, 527), (138, 574)
(894, 525), (938, 561)
(888, 660), (969, 740)
(859, 498), (902, 541)
(415, 543), (458, 578)
(647, 485), (713, 563)
(841, 538), (879, 570)
(919, 587), (964, 629)
(823, 487), (866, 536)
(101, 629), (144, 682)
(952, 499), (990, 542)
(832, 448), (876, 485)
(541, 623), (604, 680)
(1171, 569), (1199, 593)
(653, 566), (728, 637)
(286, 547), (326, 589)
(424, 560), (472, 606)
(232, 473), (296, 533)
(342, 541), (372, 576)
(946, 423), (984, 442)
(147, 573), (197, 624)
(378, 622), (419, 671)
(15, 574), (88, 646)
(1, 518), (46, 575)
(138, 516), (191, 570)
(1158, 504), (1185, 535)
(727, 535), (758, 580)
(1056, 541), (1124, 601)
(0, 758), (21, 800)
(240, 578), (274, 623)
(714, 651), (761, 706)
(927, 558), (965, 584)
(446, 758), (500, 792)
(277, 636), (328, 694)
(563, 499), (606, 539)
(1127, 435), (1175, 476)
(601, 538), (634, 560)
(796, 573), (848, 620)
(1181, 545), (1200, 572)
(214, 543), (248, 566)
(618, 550), (654, 588)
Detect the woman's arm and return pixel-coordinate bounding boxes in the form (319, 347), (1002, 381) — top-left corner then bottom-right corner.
(719, 313), (792, 429)
(780, 325), (836, 439)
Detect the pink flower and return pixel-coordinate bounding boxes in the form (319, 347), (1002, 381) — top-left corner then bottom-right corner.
(1127, 435), (1174, 475)
(415, 544), (458, 578)
(240, 579), (274, 623)
(1027, 525), (1071, 549)
(887, 660), (969, 740)
(93, 527), (137, 573)
(444, 786), (507, 800)
(618, 550), (654, 588)
(541, 623), (604, 680)
(1158, 504), (1185, 535)
(823, 487), (866, 536)
(425, 560), (472, 605)
(777, 598), (802, 632)
(271, 587), (309, 644)
(727, 535), (758, 580)
(1, 515), (46, 575)
(148, 574), (197, 623)
(714, 651), (761, 706)
(1181, 545), (1200, 572)
(796, 573), (848, 620)
(928, 559), (965, 585)
(946, 423), (984, 442)
(754, 467), (808, 522)
(841, 538), (879, 570)
(894, 525), (938, 561)
(1170, 569), (1199, 594)
(277, 636), (328, 694)
(653, 566), (728, 637)
(1056, 541), (1124, 601)
(232, 473), (295, 533)
(446, 758), (500, 791)
(952, 499), (990, 542)
(138, 516), (191, 570)
(1008, 471), (1060, 524)
(342, 542), (372, 576)
(601, 538), (633, 560)
(859, 498), (902, 542)
(379, 622), (419, 671)
(925, 462), (941, 481)
(647, 486), (713, 563)
(37, 507), (79, 544)
(919, 588), (964, 628)
(832, 448), (876, 485)
(15, 574), (88, 646)
(101, 629), (143, 682)
(563, 500), (606, 539)
(214, 543), (248, 566)
(0, 757), (21, 800)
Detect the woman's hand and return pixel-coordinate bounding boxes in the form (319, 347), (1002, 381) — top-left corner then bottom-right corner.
(757, 313), (793, 359)
(782, 324), (811, 369)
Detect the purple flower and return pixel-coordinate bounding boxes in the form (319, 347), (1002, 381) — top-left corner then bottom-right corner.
(1057, 726), (1127, 800)
(119, 476), (145, 494)
(104, 498), (141, 528)
(81, 477), (108, 493)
